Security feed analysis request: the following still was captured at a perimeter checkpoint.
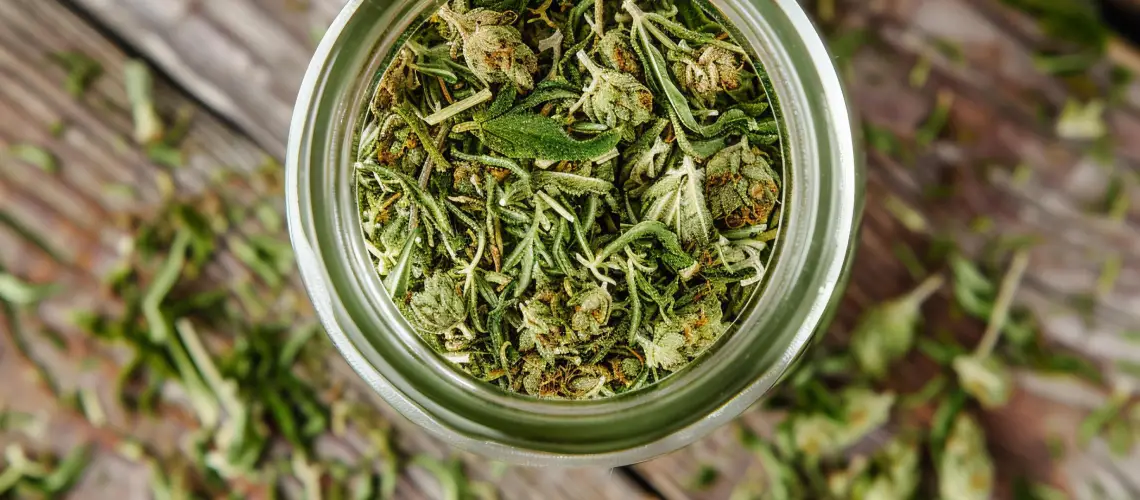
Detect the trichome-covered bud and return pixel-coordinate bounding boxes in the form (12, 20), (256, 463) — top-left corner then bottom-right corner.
(599, 29), (642, 76)
(374, 48), (419, 109)
(673, 45), (743, 105)
(705, 137), (781, 229)
(568, 284), (613, 341)
(576, 51), (654, 128)
(409, 272), (471, 349)
(438, 5), (538, 91)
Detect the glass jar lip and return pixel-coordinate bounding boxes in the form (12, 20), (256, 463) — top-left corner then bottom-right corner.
(287, 0), (860, 466)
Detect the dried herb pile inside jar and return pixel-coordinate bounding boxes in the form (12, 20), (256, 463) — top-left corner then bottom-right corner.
(355, 0), (785, 399)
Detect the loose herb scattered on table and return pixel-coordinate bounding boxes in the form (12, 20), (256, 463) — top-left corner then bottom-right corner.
(356, 0), (785, 399)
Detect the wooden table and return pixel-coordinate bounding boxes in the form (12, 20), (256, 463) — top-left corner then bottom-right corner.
(2, 0), (1139, 498)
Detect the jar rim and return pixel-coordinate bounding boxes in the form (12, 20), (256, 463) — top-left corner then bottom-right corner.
(287, 0), (860, 466)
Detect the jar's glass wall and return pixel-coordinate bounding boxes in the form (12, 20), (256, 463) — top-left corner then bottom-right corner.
(287, 0), (861, 466)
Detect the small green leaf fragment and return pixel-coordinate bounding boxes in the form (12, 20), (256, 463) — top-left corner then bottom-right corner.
(42, 445), (93, 494)
(850, 275), (944, 378)
(689, 465), (720, 491)
(938, 414), (995, 500)
(6, 143), (59, 173)
(1056, 99), (1106, 140)
(124, 60), (166, 145)
(0, 273), (61, 305)
(952, 355), (1012, 409)
(146, 143), (184, 169)
(50, 51), (102, 97)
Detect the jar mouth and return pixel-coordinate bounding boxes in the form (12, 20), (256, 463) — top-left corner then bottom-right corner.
(287, 0), (860, 465)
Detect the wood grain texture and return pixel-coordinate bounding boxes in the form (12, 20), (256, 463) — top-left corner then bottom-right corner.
(0, 1), (646, 498)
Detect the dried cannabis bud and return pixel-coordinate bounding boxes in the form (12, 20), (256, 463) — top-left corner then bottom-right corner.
(438, 5), (538, 91)
(938, 414), (995, 500)
(705, 137), (781, 229)
(576, 51), (654, 129)
(674, 45), (744, 106)
(355, 0), (785, 399)
(599, 29), (643, 76)
(850, 275), (944, 379)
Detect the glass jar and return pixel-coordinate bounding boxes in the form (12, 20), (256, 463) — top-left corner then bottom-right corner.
(286, 0), (862, 466)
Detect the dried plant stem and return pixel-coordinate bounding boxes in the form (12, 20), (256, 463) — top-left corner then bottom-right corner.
(975, 251), (1030, 358)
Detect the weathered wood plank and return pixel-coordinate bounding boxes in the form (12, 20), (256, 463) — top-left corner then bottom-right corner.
(0, 1), (648, 498)
(62, 0), (343, 153)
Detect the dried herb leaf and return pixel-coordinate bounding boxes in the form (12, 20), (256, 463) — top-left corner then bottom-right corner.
(0, 273), (61, 306)
(850, 275), (944, 379)
(124, 60), (165, 145)
(50, 51), (102, 98)
(5, 143), (59, 173)
(641, 156), (714, 246)
(476, 113), (621, 160)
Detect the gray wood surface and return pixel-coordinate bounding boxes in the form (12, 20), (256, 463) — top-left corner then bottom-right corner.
(3, 0), (1140, 497)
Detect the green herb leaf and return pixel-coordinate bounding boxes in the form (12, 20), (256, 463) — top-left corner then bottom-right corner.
(850, 275), (944, 379)
(938, 414), (995, 500)
(952, 355), (1013, 409)
(5, 143), (60, 173)
(476, 113), (621, 161)
(642, 156), (714, 246)
(50, 51), (102, 98)
(124, 60), (165, 145)
(0, 273), (61, 305)
(41, 445), (92, 494)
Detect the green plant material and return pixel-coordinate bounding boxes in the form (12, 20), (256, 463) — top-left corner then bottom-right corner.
(41, 445), (92, 494)
(474, 112), (621, 161)
(850, 275), (944, 379)
(951, 250), (1029, 408)
(1102, 174), (1131, 222)
(883, 195), (928, 233)
(704, 137), (781, 230)
(642, 156), (715, 246)
(916, 89), (954, 146)
(1055, 99), (1106, 140)
(930, 390), (967, 456)
(0, 273), (61, 305)
(355, 0), (784, 398)
(50, 51), (103, 97)
(791, 388), (896, 459)
(124, 60), (166, 145)
(78, 388), (108, 427)
(952, 355), (1013, 409)
(1001, 0), (1107, 51)
(411, 455), (464, 500)
(1078, 386), (1131, 446)
(437, 5), (537, 90)
(575, 50), (654, 128)
(909, 56), (932, 88)
(5, 143), (60, 173)
(0, 212), (64, 263)
(863, 123), (904, 158)
(146, 144), (185, 169)
(689, 465), (720, 491)
(1097, 254), (1121, 296)
(938, 414), (995, 500)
